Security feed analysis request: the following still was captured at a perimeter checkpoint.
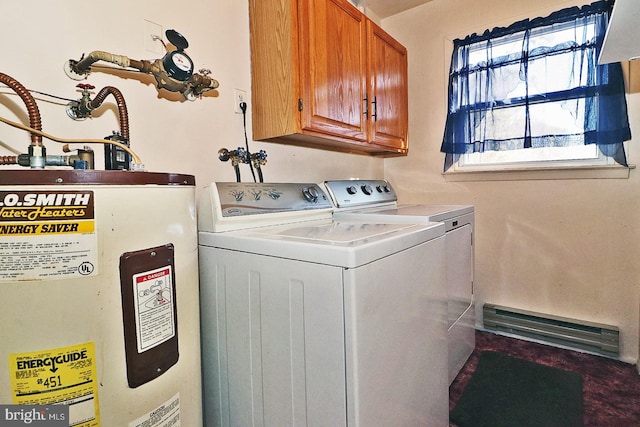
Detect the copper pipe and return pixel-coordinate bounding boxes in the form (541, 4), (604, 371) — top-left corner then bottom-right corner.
(0, 73), (42, 146)
(89, 86), (130, 141)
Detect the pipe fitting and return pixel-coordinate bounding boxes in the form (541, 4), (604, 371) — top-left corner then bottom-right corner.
(64, 30), (219, 101)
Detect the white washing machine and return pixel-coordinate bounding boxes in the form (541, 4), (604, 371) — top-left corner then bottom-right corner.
(324, 179), (475, 385)
(198, 182), (449, 426)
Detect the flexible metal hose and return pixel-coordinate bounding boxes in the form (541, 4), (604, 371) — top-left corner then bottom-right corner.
(0, 73), (42, 146)
(89, 86), (130, 141)
(0, 155), (18, 165)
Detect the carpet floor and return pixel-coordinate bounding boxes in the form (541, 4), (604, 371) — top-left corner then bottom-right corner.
(449, 331), (640, 426)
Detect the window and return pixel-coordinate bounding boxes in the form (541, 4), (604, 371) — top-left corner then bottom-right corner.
(440, 1), (631, 173)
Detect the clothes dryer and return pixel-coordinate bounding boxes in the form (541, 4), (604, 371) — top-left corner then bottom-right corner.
(325, 179), (475, 384)
(198, 182), (449, 426)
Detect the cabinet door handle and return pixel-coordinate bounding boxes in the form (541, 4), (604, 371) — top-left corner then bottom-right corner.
(363, 95), (369, 118)
(371, 96), (377, 121)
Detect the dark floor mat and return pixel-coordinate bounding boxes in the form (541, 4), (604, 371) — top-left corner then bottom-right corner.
(450, 350), (583, 427)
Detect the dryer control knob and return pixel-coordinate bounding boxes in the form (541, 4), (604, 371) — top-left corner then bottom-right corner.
(361, 184), (373, 195)
(347, 185), (357, 195)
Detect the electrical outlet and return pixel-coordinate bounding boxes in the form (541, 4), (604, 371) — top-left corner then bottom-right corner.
(234, 89), (247, 114)
(144, 20), (164, 55)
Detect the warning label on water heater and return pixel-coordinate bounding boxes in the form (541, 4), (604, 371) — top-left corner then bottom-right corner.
(0, 190), (98, 282)
(129, 392), (180, 427)
(134, 266), (176, 352)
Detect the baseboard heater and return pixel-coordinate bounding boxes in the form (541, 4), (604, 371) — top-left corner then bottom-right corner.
(483, 303), (619, 358)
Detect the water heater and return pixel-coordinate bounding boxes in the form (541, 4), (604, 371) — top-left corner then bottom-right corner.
(0, 170), (202, 426)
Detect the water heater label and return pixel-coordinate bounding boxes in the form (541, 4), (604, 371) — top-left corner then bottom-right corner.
(9, 342), (100, 427)
(0, 190), (98, 282)
(129, 392), (180, 427)
(133, 266), (176, 353)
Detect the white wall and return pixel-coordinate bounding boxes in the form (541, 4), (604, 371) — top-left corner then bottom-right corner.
(4, 0), (637, 365)
(0, 0), (383, 189)
(383, 0), (640, 364)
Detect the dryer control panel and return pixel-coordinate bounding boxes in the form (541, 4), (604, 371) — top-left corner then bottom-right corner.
(324, 179), (397, 209)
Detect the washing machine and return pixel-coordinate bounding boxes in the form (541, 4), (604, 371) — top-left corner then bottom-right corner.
(324, 179), (475, 385)
(198, 182), (449, 426)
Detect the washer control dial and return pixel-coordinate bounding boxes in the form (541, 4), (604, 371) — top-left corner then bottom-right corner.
(302, 186), (320, 203)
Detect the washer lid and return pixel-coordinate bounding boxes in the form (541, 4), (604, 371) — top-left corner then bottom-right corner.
(334, 204), (474, 222)
(198, 219), (444, 268)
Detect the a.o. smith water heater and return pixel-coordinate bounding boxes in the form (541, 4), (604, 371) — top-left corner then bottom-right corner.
(0, 170), (202, 426)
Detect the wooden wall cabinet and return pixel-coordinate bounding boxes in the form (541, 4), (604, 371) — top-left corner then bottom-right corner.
(249, 0), (408, 156)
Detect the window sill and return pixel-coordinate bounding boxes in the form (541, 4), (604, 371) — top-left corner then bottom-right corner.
(443, 164), (635, 182)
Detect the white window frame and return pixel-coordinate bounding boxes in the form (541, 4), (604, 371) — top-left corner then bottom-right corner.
(453, 143), (615, 172)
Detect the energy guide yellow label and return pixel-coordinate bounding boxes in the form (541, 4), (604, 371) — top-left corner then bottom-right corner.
(10, 342), (100, 426)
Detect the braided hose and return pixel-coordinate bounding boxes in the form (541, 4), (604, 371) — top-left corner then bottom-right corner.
(89, 86), (130, 141)
(0, 73), (42, 146)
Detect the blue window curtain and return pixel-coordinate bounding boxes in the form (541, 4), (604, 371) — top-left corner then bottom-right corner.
(440, 0), (631, 171)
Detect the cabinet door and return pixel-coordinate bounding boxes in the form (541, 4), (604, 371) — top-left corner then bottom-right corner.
(298, 0), (368, 142)
(367, 21), (408, 151)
